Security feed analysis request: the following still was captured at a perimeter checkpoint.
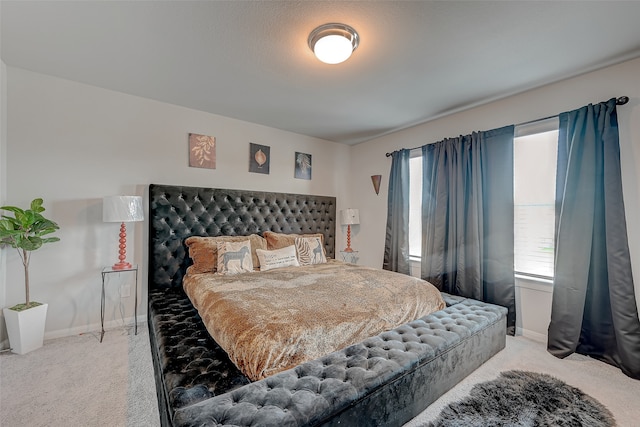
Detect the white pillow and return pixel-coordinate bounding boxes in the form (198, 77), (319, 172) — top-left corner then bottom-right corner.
(217, 240), (253, 275)
(256, 245), (300, 271)
(295, 236), (327, 265)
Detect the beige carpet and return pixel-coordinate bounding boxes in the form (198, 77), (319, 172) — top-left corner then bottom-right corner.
(0, 325), (157, 427)
(1, 325), (639, 426)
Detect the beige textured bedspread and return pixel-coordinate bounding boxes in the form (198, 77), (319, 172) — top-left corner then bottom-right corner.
(183, 260), (445, 381)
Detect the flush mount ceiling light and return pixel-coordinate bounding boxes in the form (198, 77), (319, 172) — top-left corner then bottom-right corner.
(308, 23), (359, 65)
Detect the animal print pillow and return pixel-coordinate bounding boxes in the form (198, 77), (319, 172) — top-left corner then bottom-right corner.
(263, 231), (325, 252)
(256, 246), (300, 271)
(295, 237), (327, 265)
(185, 234), (266, 273)
(216, 240), (254, 275)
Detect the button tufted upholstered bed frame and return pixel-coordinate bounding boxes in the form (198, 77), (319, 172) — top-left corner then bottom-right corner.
(148, 184), (508, 426)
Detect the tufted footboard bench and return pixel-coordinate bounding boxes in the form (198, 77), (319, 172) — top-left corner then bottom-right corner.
(149, 291), (507, 427)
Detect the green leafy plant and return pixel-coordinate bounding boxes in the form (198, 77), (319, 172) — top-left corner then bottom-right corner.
(0, 198), (60, 310)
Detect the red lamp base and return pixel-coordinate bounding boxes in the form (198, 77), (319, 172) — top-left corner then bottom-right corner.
(112, 261), (133, 270)
(112, 222), (132, 270)
(343, 224), (354, 252)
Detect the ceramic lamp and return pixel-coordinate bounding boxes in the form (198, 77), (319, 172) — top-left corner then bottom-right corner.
(340, 208), (360, 252)
(103, 195), (144, 270)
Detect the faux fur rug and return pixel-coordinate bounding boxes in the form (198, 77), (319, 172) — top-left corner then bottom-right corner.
(429, 370), (616, 427)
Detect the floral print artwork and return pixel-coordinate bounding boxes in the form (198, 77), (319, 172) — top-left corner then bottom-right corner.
(189, 133), (216, 169)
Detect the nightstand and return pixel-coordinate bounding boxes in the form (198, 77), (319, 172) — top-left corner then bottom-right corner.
(100, 265), (138, 342)
(340, 250), (359, 264)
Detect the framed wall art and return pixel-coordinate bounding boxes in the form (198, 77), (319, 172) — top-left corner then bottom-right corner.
(188, 133), (216, 169)
(294, 152), (312, 180)
(249, 143), (270, 174)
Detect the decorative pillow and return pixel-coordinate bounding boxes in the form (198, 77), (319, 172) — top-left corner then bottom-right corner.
(295, 237), (327, 265)
(185, 234), (267, 273)
(217, 240), (254, 275)
(256, 246), (300, 271)
(263, 231), (325, 254)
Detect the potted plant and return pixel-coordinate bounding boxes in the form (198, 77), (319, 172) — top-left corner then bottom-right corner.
(0, 198), (59, 354)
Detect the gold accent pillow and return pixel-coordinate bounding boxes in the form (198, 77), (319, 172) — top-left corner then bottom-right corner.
(263, 231), (325, 253)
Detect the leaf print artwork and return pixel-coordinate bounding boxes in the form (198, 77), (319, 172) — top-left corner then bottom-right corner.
(189, 133), (216, 169)
(192, 138), (213, 164)
(255, 149), (267, 167)
(249, 143), (270, 174)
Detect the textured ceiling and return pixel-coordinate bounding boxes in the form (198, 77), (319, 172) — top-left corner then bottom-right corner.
(2, 1), (640, 145)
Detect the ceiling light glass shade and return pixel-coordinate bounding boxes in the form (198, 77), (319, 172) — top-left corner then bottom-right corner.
(308, 23), (359, 64)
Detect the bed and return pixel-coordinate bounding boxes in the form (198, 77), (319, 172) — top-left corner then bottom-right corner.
(148, 183), (507, 427)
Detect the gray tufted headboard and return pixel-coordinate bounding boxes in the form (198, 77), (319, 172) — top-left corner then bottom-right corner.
(148, 184), (336, 290)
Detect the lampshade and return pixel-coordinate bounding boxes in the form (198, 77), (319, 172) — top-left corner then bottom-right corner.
(308, 23), (359, 65)
(103, 196), (144, 223)
(340, 209), (360, 226)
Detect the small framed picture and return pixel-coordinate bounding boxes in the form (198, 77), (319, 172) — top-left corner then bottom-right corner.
(188, 133), (216, 169)
(249, 143), (270, 174)
(294, 152), (312, 180)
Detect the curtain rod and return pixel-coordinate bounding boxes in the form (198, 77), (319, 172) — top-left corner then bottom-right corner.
(385, 96), (629, 157)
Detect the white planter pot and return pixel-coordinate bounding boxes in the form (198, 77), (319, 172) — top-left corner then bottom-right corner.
(3, 303), (48, 355)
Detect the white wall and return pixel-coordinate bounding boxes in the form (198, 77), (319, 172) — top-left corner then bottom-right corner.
(350, 57), (640, 332)
(515, 277), (553, 342)
(0, 0), (7, 346)
(0, 58), (7, 346)
(4, 58), (639, 344)
(1, 68), (350, 343)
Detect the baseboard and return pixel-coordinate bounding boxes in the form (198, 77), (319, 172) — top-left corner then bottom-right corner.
(43, 314), (147, 341)
(516, 327), (547, 343)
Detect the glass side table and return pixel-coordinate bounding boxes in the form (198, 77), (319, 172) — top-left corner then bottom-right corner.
(100, 265), (138, 343)
(340, 250), (359, 264)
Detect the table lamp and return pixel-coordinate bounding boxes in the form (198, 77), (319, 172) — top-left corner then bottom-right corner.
(340, 208), (360, 252)
(103, 195), (144, 270)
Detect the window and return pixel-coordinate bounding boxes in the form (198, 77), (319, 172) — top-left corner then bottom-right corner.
(407, 119), (559, 279)
(409, 155), (422, 258)
(514, 122), (558, 278)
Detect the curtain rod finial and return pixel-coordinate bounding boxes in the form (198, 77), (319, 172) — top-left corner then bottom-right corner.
(617, 96), (629, 105)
